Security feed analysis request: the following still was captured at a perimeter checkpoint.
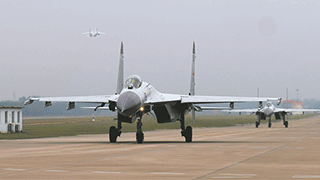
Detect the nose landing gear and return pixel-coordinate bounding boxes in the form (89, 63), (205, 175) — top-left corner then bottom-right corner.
(136, 116), (144, 143)
(268, 116), (272, 128)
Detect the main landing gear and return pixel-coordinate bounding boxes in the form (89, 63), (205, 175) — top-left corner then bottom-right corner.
(255, 116), (261, 128)
(255, 115), (288, 128)
(283, 115), (288, 128)
(180, 115), (192, 142)
(109, 115), (144, 144)
(109, 120), (122, 143)
(109, 112), (193, 143)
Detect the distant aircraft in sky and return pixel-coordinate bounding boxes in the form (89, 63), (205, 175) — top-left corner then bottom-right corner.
(24, 42), (280, 143)
(223, 101), (320, 128)
(82, 28), (105, 37)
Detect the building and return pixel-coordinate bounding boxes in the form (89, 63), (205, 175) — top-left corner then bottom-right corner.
(0, 106), (23, 133)
(282, 100), (303, 115)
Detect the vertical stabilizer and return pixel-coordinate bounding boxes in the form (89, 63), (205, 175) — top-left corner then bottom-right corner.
(116, 42), (124, 94)
(190, 42), (196, 123)
(190, 41), (196, 96)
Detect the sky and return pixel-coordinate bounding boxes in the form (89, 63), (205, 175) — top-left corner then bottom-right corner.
(1, 0), (320, 101)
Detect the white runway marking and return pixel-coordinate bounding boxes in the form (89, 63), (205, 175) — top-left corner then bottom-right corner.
(146, 145), (157, 147)
(92, 171), (121, 174)
(4, 168), (26, 171)
(219, 173), (256, 176)
(151, 172), (185, 175)
(211, 173), (257, 179)
(90, 149), (106, 152)
(167, 145), (178, 147)
(45, 170), (69, 173)
(293, 175), (320, 178)
(119, 148), (130, 151)
(211, 177), (251, 179)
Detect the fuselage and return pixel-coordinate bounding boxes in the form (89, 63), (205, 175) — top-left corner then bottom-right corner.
(260, 101), (276, 117)
(116, 76), (158, 117)
(88, 30), (99, 37)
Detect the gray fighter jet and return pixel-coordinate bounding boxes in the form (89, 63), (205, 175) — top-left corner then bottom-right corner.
(25, 42), (280, 143)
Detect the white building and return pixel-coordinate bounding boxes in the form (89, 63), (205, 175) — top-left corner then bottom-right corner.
(0, 106), (23, 133)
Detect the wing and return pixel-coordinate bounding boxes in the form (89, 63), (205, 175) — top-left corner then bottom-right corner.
(181, 95), (280, 104)
(221, 108), (259, 113)
(275, 108), (320, 113)
(145, 93), (280, 106)
(144, 93), (182, 105)
(24, 95), (118, 105)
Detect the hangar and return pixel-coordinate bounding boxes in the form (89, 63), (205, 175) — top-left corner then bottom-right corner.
(0, 106), (23, 133)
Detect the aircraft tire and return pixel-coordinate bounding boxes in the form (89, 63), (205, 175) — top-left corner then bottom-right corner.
(185, 126), (192, 142)
(284, 121), (288, 128)
(109, 126), (117, 143)
(136, 131), (144, 144)
(268, 123), (272, 128)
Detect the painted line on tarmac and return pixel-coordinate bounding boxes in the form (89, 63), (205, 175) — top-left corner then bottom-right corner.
(219, 173), (256, 176)
(4, 168), (26, 171)
(210, 173), (257, 179)
(151, 172), (185, 175)
(293, 175), (320, 178)
(167, 145), (178, 147)
(211, 177), (251, 179)
(92, 171), (121, 174)
(45, 170), (69, 173)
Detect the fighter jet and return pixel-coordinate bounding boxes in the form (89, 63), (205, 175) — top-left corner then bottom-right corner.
(82, 28), (105, 37)
(24, 42), (280, 143)
(223, 101), (320, 128)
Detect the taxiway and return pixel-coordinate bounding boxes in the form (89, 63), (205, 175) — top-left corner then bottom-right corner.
(1, 116), (320, 179)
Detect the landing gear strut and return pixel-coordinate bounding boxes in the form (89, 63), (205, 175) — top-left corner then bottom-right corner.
(283, 115), (288, 128)
(268, 117), (272, 128)
(256, 116), (261, 128)
(109, 120), (122, 143)
(136, 115), (144, 143)
(180, 114), (192, 142)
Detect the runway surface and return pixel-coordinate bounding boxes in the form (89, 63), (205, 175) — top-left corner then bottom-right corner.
(1, 116), (320, 179)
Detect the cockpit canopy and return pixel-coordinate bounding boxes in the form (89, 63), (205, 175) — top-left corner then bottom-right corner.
(125, 75), (142, 89)
(266, 101), (272, 107)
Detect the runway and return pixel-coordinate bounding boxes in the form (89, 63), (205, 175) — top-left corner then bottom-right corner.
(1, 116), (320, 179)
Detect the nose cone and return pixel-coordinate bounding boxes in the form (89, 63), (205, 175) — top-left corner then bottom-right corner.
(117, 91), (142, 116)
(264, 107), (273, 116)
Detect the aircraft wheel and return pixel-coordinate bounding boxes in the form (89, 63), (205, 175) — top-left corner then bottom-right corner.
(185, 126), (192, 142)
(268, 123), (272, 128)
(136, 131), (144, 144)
(284, 121), (288, 128)
(255, 121), (259, 128)
(109, 126), (118, 143)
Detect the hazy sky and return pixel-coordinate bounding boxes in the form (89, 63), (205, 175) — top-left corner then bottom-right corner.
(1, 0), (320, 101)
